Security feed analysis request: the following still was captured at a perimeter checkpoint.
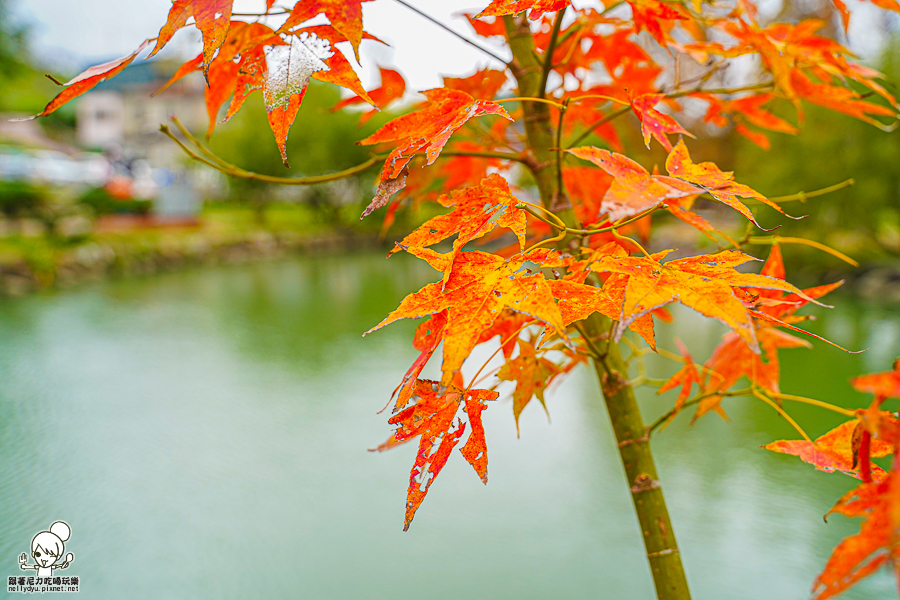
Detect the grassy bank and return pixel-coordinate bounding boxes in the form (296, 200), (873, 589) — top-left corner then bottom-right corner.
(0, 203), (377, 295)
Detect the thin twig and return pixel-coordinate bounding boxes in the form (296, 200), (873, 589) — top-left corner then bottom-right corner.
(162, 121), (380, 185)
(465, 323), (532, 394)
(753, 389), (813, 444)
(667, 81), (774, 99)
(517, 201), (663, 237)
(163, 116), (531, 183)
(612, 228), (652, 259)
(497, 96), (566, 108)
(391, 0), (509, 64)
(573, 322), (604, 359)
(539, 8), (566, 99)
(773, 392), (856, 417)
(519, 204), (566, 231)
(748, 236), (859, 267)
(524, 225), (567, 253)
(767, 179), (855, 203)
(441, 149), (532, 165)
(567, 106), (630, 147)
(582, 205), (664, 234)
(556, 98), (568, 207)
(570, 93), (630, 106)
(649, 388), (752, 433)
(232, 9), (291, 16)
(159, 126), (222, 170)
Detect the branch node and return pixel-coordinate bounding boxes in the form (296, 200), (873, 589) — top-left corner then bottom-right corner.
(631, 473), (661, 494)
(618, 434), (650, 448)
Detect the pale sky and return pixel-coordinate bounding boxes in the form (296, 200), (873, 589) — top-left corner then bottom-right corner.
(11, 0), (897, 92)
(12, 0), (512, 91)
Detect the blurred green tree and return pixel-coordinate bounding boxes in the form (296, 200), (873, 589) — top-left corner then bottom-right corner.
(209, 81), (387, 224)
(0, 1), (70, 122)
(735, 42), (900, 262)
(0, 0), (27, 77)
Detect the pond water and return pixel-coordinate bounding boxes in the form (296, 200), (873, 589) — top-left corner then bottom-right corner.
(0, 252), (897, 599)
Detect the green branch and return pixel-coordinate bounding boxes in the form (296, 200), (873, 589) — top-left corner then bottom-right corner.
(538, 8), (566, 99)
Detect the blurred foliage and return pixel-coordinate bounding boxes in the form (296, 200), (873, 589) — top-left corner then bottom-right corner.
(0, 181), (92, 237)
(0, 0), (73, 128)
(77, 187), (152, 216)
(208, 81), (394, 223)
(210, 81), (379, 176)
(734, 42), (900, 265)
(0, 180), (47, 218)
(0, 0), (27, 77)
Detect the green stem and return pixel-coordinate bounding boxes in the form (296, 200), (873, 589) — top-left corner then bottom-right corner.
(766, 178), (854, 203)
(503, 15), (568, 213)
(538, 8), (566, 99)
(588, 336), (692, 600)
(503, 14), (691, 600)
(162, 120), (381, 185)
(567, 106), (630, 148)
(666, 82), (774, 99)
(161, 117), (531, 185)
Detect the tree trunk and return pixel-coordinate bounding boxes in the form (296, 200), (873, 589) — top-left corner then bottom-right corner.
(503, 14), (692, 600)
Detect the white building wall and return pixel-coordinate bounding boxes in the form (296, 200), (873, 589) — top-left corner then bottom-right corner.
(76, 92), (126, 148)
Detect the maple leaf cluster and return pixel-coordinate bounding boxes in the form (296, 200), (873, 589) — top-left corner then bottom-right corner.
(28, 0), (900, 594)
(763, 361), (900, 600)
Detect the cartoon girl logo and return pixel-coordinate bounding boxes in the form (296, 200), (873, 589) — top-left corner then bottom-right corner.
(19, 521), (74, 578)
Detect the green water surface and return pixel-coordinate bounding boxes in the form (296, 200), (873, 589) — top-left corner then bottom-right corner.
(0, 253), (897, 599)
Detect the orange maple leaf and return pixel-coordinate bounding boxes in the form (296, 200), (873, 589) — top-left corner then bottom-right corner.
(211, 24), (379, 144)
(294, 24), (385, 107)
(812, 466), (900, 599)
(764, 417), (894, 481)
(373, 379), (498, 530)
(852, 359), (900, 401)
(367, 247), (591, 386)
(629, 0), (686, 45)
(359, 89), (512, 218)
(590, 249), (819, 353)
(701, 93), (799, 150)
(279, 0), (375, 62)
(476, 0), (571, 20)
(497, 338), (562, 429)
(664, 195), (731, 245)
(691, 245), (845, 420)
(657, 339), (703, 424)
(791, 70), (897, 129)
(566, 147), (701, 221)
(154, 22), (283, 130)
(665, 139), (796, 229)
(22, 40), (153, 120)
(548, 275), (660, 350)
(728, 94), (800, 135)
(630, 93), (694, 151)
(476, 310), (535, 360)
(222, 45), (268, 125)
(562, 166), (613, 226)
(203, 56), (241, 137)
(388, 173), (526, 265)
(149, 0), (232, 79)
(443, 69), (508, 100)
(263, 34), (333, 167)
(333, 67), (405, 123)
(464, 13), (509, 38)
(390, 312), (449, 413)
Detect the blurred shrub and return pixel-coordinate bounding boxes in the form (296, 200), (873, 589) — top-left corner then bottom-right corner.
(77, 186), (151, 215)
(0, 180), (48, 218)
